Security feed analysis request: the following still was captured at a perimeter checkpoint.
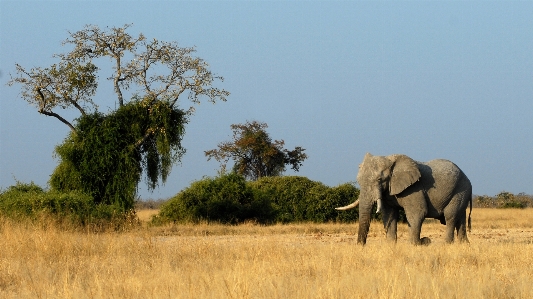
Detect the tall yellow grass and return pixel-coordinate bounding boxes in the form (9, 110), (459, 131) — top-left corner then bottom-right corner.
(1, 208), (532, 298)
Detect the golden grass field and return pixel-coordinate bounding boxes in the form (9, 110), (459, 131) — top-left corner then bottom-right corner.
(1, 208), (533, 298)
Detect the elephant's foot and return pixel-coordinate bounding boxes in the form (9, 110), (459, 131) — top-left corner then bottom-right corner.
(420, 237), (431, 246)
(410, 237), (431, 246)
(458, 236), (469, 244)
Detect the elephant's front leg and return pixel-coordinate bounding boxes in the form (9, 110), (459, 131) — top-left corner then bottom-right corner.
(404, 208), (430, 245)
(381, 207), (398, 242)
(400, 193), (430, 245)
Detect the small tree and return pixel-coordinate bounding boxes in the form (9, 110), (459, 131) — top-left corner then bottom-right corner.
(8, 24), (229, 211)
(205, 121), (308, 180)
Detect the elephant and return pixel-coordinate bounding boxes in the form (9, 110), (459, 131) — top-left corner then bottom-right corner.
(336, 153), (472, 245)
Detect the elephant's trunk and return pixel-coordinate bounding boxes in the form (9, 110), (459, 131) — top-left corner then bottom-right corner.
(357, 189), (380, 245)
(357, 202), (373, 245)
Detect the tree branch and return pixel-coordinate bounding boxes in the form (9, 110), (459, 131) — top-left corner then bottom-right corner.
(134, 129), (153, 149)
(39, 109), (77, 133)
(170, 86), (186, 108)
(114, 55), (125, 106)
(35, 88), (77, 133)
(65, 95), (87, 116)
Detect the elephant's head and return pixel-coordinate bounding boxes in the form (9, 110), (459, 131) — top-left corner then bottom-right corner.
(336, 153), (421, 244)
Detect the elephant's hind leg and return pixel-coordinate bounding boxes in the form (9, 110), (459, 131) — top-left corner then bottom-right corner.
(444, 188), (471, 243)
(443, 209), (458, 243)
(456, 211), (469, 243)
(444, 221), (456, 243)
(444, 211), (469, 243)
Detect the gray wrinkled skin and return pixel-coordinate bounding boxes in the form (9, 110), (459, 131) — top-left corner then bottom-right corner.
(339, 153), (472, 246)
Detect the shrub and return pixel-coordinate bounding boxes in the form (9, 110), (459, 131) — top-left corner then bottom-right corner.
(0, 182), (138, 229)
(158, 173), (274, 224)
(304, 182), (361, 223)
(497, 191), (529, 209)
(249, 176), (359, 223)
(250, 176), (314, 223)
(157, 175), (361, 225)
(1, 182), (91, 221)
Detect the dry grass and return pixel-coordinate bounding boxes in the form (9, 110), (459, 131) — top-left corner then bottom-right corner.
(1, 208), (533, 298)
(136, 209), (159, 223)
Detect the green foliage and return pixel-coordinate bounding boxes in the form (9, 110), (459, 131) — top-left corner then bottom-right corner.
(250, 176), (359, 223)
(495, 191), (525, 208)
(50, 99), (186, 211)
(322, 183), (362, 222)
(205, 121), (308, 181)
(158, 173), (273, 224)
(500, 201), (526, 209)
(250, 176), (316, 222)
(157, 174), (360, 225)
(4, 181), (45, 193)
(0, 182), (139, 229)
(1, 182), (94, 223)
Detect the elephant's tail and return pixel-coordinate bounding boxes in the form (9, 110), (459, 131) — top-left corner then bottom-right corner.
(467, 192), (472, 232)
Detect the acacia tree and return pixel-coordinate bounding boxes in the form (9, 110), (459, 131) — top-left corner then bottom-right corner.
(8, 24), (229, 210)
(205, 121), (308, 181)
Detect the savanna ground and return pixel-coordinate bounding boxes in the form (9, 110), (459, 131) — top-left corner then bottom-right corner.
(1, 208), (532, 298)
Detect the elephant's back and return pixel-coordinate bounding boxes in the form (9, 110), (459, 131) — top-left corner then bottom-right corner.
(424, 159), (462, 177)
(420, 159), (469, 196)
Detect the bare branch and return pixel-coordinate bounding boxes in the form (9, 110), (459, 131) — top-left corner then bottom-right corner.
(8, 61), (97, 130)
(60, 25), (229, 110)
(62, 24), (145, 106)
(39, 109), (77, 133)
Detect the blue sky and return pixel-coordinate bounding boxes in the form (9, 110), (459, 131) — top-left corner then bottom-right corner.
(1, 1), (532, 199)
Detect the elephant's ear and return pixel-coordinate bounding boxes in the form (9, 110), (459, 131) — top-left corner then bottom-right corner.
(389, 155), (421, 195)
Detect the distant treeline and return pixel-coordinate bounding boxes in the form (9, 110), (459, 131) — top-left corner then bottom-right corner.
(135, 199), (168, 210)
(473, 192), (533, 209)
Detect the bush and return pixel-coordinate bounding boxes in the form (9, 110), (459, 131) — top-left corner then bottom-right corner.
(1, 182), (91, 222)
(158, 173), (274, 224)
(304, 182), (361, 223)
(249, 176), (359, 223)
(0, 182), (138, 229)
(497, 192), (529, 209)
(157, 175), (360, 225)
(250, 176), (314, 223)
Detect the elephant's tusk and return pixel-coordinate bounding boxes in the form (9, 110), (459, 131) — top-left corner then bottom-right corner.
(335, 199), (360, 211)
